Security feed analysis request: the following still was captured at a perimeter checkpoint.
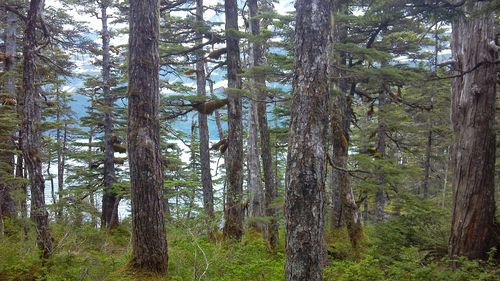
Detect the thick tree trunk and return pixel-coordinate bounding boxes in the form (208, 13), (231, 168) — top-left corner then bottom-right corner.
(0, 7), (18, 221)
(222, 0), (244, 240)
(128, 0), (168, 272)
(285, 1), (331, 280)
(100, 2), (119, 230)
(374, 86), (386, 222)
(195, 0), (215, 238)
(22, 0), (53, 259)
(448, 2), (499, 260)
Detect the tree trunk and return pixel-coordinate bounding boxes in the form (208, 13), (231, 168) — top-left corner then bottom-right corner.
(222, 0), (244, 240)
(374, 85), (386, 222)
(285, 1), (331, 280)
(330, 94), (362, 247)
(448, 2), (499, 260)
(22, 0), (53, 259)
(247, 100), (263, 228)
(422, 130), (431, 198)
(0, 6), (18, 222)
(128, 0), (168, 272)
(246, 5), (263, 227)
(100, 1), (119, 230)
(57, 123), (67, 220)
(248, 0), (279, 251)
(195, 0), (215, 238)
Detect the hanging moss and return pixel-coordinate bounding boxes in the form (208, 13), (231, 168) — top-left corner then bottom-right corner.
(113, 157), (127, 165)
(192, 99), (229, 115)
(112, 143), (127, 153)
(211, 138), (228, 154)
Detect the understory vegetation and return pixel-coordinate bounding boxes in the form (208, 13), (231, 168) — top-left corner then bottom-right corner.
(1, 196), (498, 281)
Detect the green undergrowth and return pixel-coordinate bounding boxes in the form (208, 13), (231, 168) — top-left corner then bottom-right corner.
(1, 206), (498, 281)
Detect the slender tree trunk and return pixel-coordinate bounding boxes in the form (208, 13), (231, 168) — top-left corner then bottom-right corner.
(100, 1), (119, 230)
(330, 94), (362, 247)
(47, 155), (56, 206)
(330, 3), (362, 241)
(285, 1), (331, 280)
(441, 146), (450, 208)
(128, 0), (168, 272)
(22, 0), (53, 259)
(248, 0), (279, 250)
(195, 0), (215, 238)
(422, 130), (431, 198)
(448, 2), (499, 260)
(330, 164), (343, 229)
(374, 85), (386, 222)
(247, 100), (263, 227)
(246, 16), (263, 226)
(222, 0), (244, 240)
(56, 123), (67, 220)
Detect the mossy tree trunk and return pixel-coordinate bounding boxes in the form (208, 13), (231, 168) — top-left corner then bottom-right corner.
(0, 5), (18, 224)
(222, 0), (244, 240)
(128, 0), (168, 272)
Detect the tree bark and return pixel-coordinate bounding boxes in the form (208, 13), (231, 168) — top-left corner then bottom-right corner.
(330, 94), (362, 247)
(285, 1), (331, 280)
(222, 0), (244, 240)
(246, 1), (263, 228)
(247, 100), (263, 227)
(21, 0), (53, 259)
(195, 0), (215, 238)
(100, 1), (120, 230)
(422, 130), (431, 198)
(0, 6), (18, 221)
(128, 0), (168, 272)
(448, 2), (499, 260)
(374, 84), (387, 222)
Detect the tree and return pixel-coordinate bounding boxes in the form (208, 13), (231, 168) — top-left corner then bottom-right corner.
(285, 0), (331, 280)
(128, 0), (168, 272)
(21, 0), (53, 259)
(195, 0), (215, 238)
(100, 0), (120, 230)
(246, 0), (264, 233)
(222, 0), (244, 240)
(0, 5), (18, 226)
(448, 1), (499, 260)
(329, 0), (362, 247)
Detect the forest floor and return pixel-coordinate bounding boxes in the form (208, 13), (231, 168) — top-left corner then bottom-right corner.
(1, 199), (499, 281)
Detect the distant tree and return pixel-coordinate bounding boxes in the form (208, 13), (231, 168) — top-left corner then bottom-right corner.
(285, 0), (331, 280)
(99, 0), (120, 230)
(195, 0), (215, 238)
(128, 0), (168, 272)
